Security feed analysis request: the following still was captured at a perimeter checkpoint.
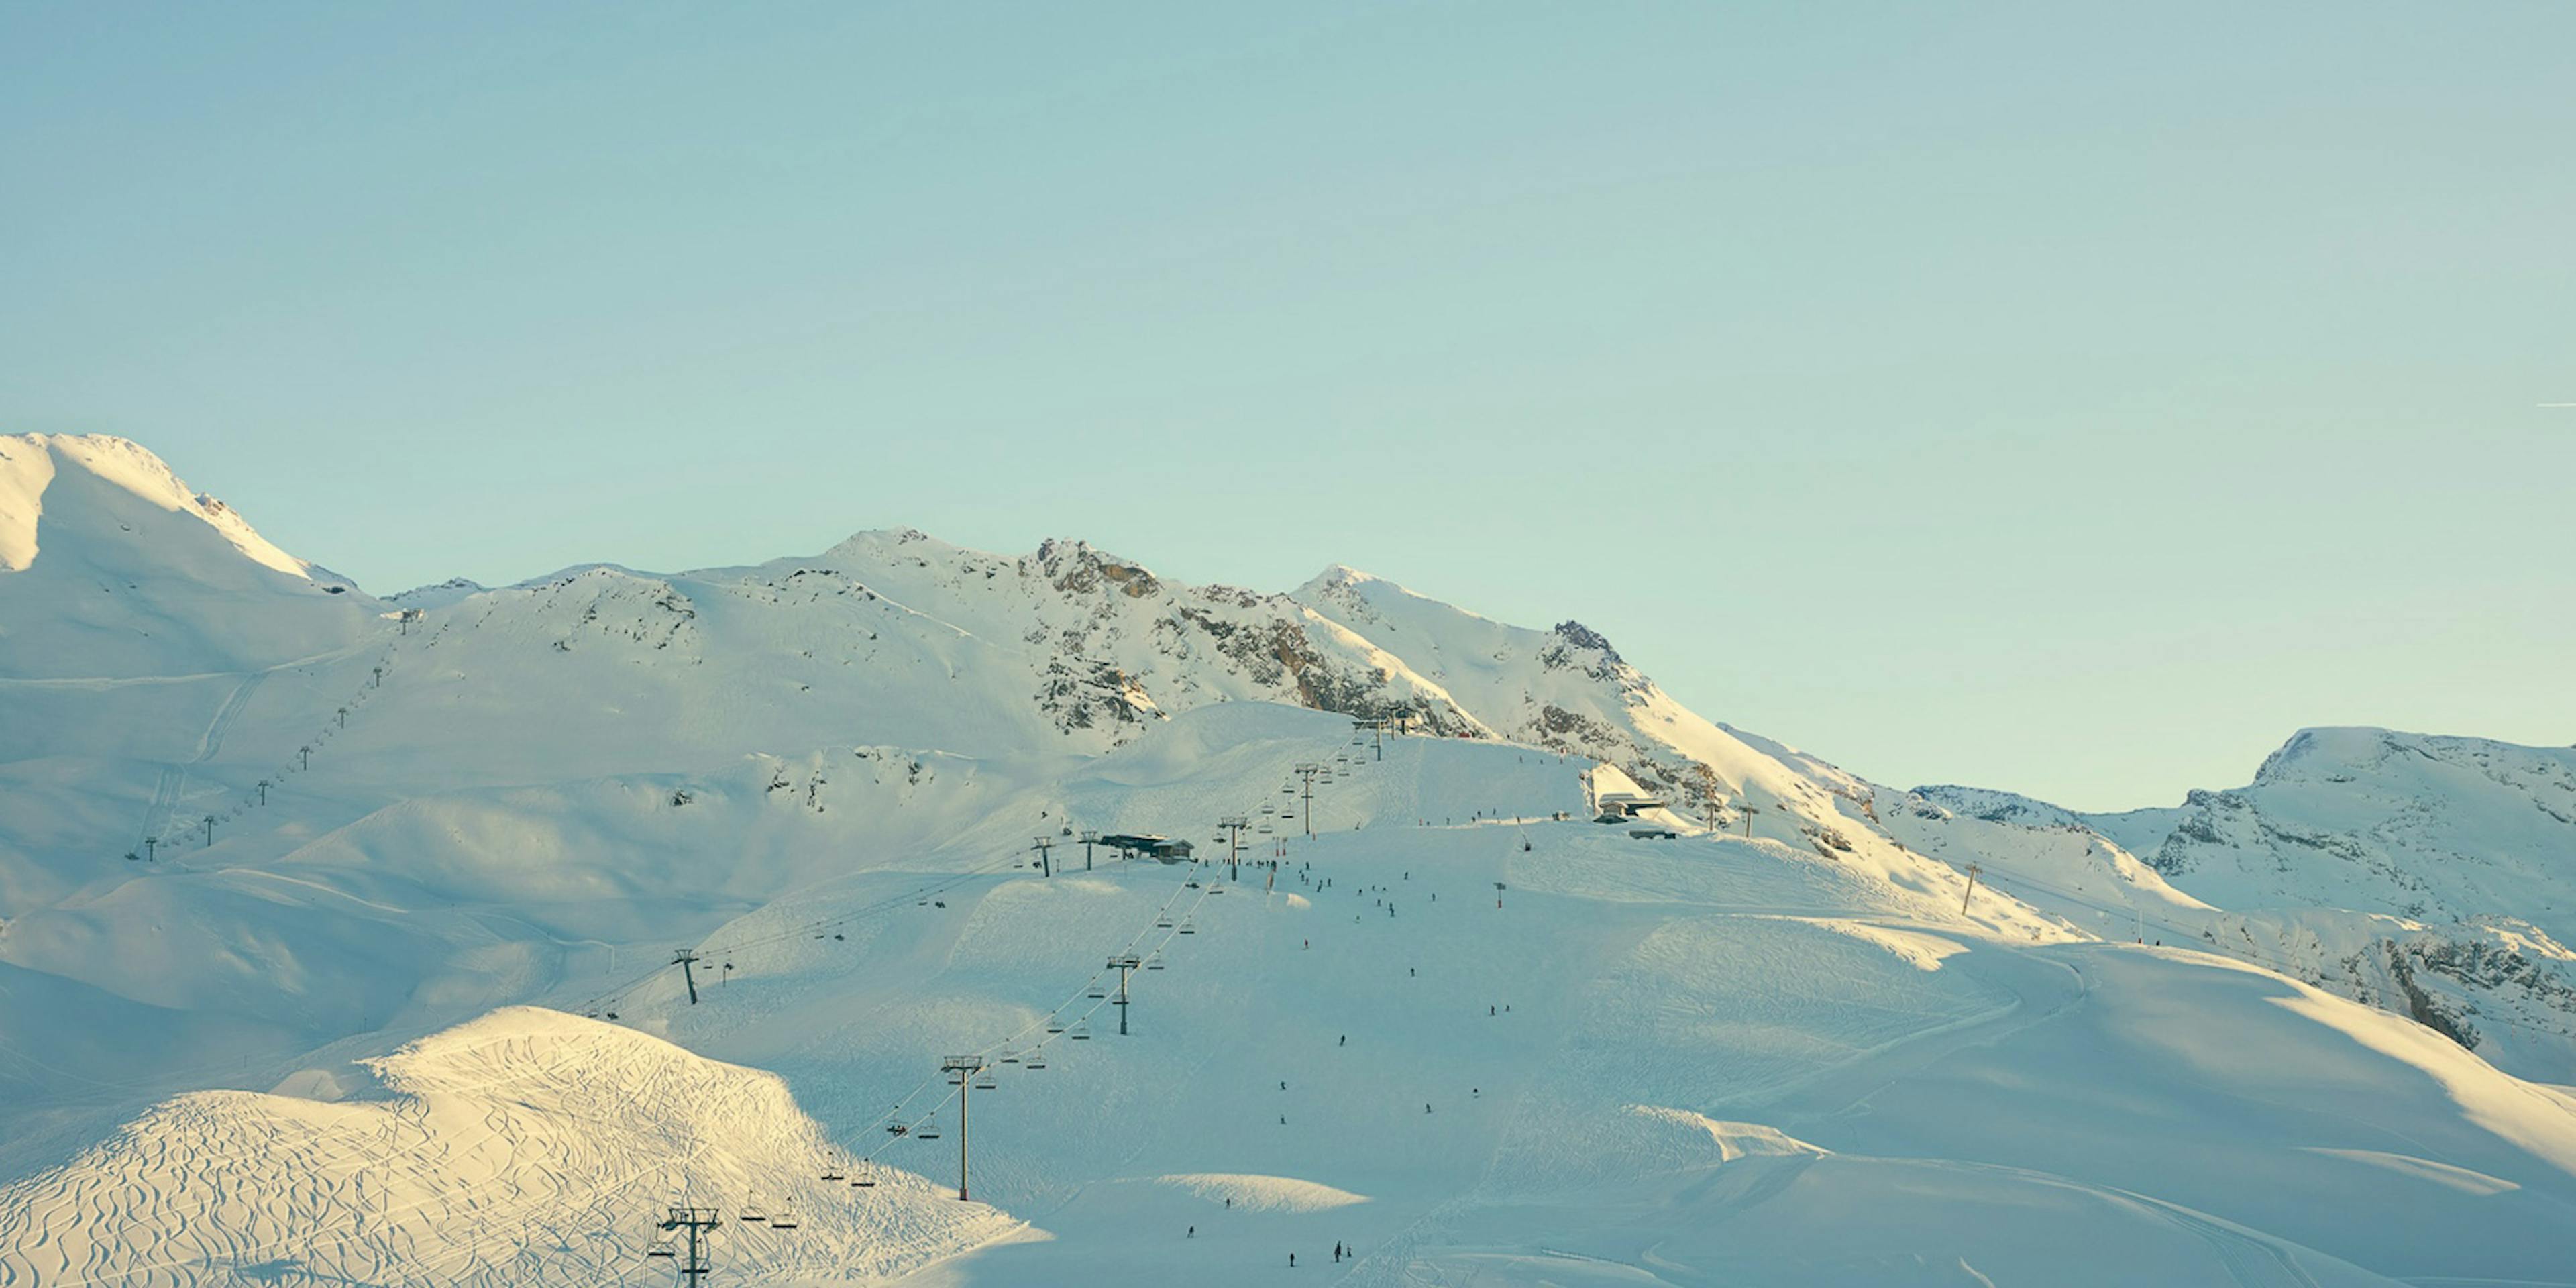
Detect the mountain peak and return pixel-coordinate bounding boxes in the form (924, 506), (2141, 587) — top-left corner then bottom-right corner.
(0, 432), (310, 578)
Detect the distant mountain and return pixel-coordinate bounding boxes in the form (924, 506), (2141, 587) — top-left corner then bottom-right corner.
(1906, 729), (2576, 1077)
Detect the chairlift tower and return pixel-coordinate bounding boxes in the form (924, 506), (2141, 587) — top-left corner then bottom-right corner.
(1031, 837), (1055, 878)
(659, 1205), (722, 1285)
(1079, 830), (1099, 871)
(1293, 763), (1322, 837)
(672, 949), (703, 1004)
(1216, 816), (1248, 880)
(1107, 954), (1142, 1034)
(940, 1055), (990, 1201)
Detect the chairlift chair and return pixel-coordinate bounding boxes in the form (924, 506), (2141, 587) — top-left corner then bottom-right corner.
(1069, 1021), (1093, 1040)
(1025, 1052), (1048, 1069)
(1156, 914), (1174, 928)
(1145, 952), (1166, 971)
(974, 1069), (998, 1090)
(740, 1196), (769, 1223)
(1177, 918), (1199, 935)
(916, 1116), (943, 1140)
(770, 1208), (800, 1230)
(1046, 1018), (1067, 1034)
(853, 1167), (877, 1188)
(1087, 985), (1108, 999)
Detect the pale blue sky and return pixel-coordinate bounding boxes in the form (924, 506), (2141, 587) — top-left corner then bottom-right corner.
(5, 2), (2570, 810)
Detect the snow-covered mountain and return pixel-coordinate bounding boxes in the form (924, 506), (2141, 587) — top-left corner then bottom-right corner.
(1898, 727), (2576, 1078)
(7, 434), (2576, 1285)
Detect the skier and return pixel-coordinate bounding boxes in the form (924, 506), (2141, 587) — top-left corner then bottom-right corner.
(1189, 1226), (1195, 1238)
(1339, 1034), (1346, 1046)
(1289, 1252), (1297, 1268)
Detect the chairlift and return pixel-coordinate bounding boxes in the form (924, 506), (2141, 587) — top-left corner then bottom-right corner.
(769, 1208), (800, 1230)
(648, 1241), (676, 1258)
(1087, 985), (1108, 999)
(1177, 918), (1199, 936)
(916, 1116), (943, 1140)
(740, 1196), (769, 1223)
(885, 1122), (910, 1138)
(1069, 1020), (1093, 1040)
(974, 1069), (998, 1090)
(1046, 1019), (1066, 1034)
(1001, 1048), (1020, 1065)
(1156, 914), (1174, 928)
(1145, 952), (1166, 971)
(822, 1163), (845, 1181)
(853, 1167), (877, 1189)
(833, 932), (844, 941)
(1025, 1052), (1048, 1069)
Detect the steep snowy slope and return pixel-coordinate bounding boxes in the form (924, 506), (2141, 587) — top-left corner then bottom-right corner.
(0, 434), (376, 680)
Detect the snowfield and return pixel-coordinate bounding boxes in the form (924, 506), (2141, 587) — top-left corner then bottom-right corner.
(5, 433), (2576, 1285)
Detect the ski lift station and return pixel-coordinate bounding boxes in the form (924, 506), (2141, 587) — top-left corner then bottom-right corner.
(1585, 763), (1667, 822)
(1095, 833), (1195, 863)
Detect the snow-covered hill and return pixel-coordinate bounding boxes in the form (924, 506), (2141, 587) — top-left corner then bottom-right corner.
(0, 1007), (1015, 1287)
(7, 435), (2576, 1285)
